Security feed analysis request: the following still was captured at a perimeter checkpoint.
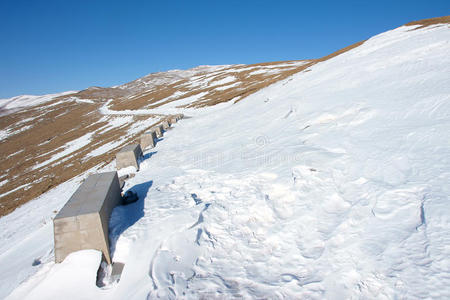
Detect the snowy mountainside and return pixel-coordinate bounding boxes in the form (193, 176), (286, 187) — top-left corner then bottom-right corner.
(0, 60), (309, 217)
(0, 91), (77, 115)
(2, 18), (450, 299)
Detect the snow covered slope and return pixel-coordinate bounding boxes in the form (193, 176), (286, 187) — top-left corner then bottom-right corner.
(0, 91), (77, 116)
(0, 60), (310, 217)
(2, 21), (450, 299)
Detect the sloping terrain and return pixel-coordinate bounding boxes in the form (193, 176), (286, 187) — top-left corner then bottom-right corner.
(0, 36), (368, 217)
(1, 16), (450, 299)
(0, 60), (313, 216)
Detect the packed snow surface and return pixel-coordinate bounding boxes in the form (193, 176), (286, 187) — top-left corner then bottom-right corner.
(2, 24), (450, 299)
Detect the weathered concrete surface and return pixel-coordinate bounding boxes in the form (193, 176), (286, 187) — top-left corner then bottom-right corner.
(168, 114), (183, 125)
(140, 130), (157, 149)
(154, 125), (163, 138)
(169, 115), (178, 124)
(53, 171), (122, 264)
(162, 120), (170, 130)
(116, 144), (143, 170)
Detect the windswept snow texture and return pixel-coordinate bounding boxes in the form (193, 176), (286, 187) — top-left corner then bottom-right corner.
(2, 24), (450, 299)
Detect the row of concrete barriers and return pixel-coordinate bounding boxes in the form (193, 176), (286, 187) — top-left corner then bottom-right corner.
(116, 113), (183, 171)
(53, 114), (184, 264)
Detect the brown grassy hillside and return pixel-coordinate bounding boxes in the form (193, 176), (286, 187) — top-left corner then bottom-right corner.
(405, 15), (450, 29)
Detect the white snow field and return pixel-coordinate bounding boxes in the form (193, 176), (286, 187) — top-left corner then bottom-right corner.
(2, 23), (450, 299)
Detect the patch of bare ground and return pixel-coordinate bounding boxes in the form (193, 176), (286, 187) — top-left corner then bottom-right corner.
(69, 86), (132, 100)
(405, 15), (450, 29)
(111, 80), (191, 111)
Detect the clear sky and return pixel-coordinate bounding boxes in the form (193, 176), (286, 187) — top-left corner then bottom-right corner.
(0, 0), (449, 98)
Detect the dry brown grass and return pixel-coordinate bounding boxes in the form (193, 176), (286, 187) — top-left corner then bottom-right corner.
(0, 98), (162, 216)
(103, 61), (315, 111)
(405, 16), (450, 29)
(316, 40), (366, 63)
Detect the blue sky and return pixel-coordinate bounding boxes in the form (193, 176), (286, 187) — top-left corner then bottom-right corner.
(0, 0), (449, 98)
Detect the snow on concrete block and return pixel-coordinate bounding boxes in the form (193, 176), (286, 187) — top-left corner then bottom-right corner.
(116, 144), (143, 170)
(53, 172), (122, 264)
(140, 130), (157, 149)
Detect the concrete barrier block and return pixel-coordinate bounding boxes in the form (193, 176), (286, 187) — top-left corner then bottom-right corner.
(169, 115), (178, 124)
(53, 172), (122, 264)
(162, 120), (170, 130)
(116, 144), (143, 170)
(140, 131), (157, 149)
(154, 125), (163, 138)
(54, 216), (78, 233)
